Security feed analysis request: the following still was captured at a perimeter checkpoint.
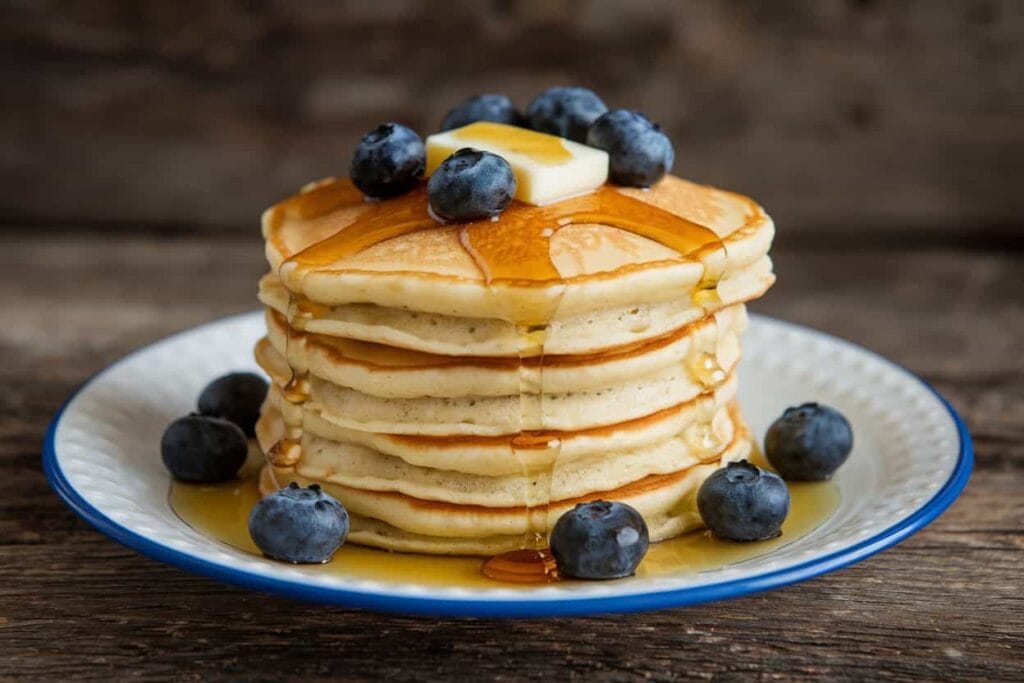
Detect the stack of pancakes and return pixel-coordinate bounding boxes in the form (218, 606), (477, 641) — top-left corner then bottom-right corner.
(254, 174), (775, 555)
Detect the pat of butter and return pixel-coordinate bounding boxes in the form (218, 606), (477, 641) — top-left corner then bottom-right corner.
(425, 122), (609, 206)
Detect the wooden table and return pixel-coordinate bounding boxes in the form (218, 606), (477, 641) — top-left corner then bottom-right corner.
(1, 232), (1020, 680)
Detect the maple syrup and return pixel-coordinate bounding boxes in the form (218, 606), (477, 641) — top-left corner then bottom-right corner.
(275, 180), (725, 326)
(481, 548), (559, 584)
(264, 294), (312, 475)
(169, 460), (839, 589)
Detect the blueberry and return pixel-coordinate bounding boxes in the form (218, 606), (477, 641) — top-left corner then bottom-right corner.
(427, 148), (516, 222)
(248, 482), (349, 564)
(765, 403), (854, 480)
(349, 122), (425, 198)
(161, 414), (248, 483)
(441, 94), (522, 131)
(197, 372), (268, 437)
(550, 500), (649, 579)
(697, 460), (790, 541)
(586, 109), (675, 187)
(525, 86), (607, 142)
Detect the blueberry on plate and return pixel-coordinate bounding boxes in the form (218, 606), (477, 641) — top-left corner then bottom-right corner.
(248, 483), (350, 564)
(525, 86), (607, 142)
(161, 414), (248, 483)
(427, 148), (516, 222)
(697, 460), (790, 541)
(350, 122), (425, 199)
(197, 372), (268, 437)
(765, 402), (854, 480)
(550, 500), (650, 579)
(441, 94), (522, 131)
(586, 109), (675, 187)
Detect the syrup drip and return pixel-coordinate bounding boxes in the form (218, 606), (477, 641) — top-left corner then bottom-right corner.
(268, 280), (315, 472)
(267, 438), (301, 468)
(688, 351), (727, 390)
(481, 548), (559, 584)
(509, 322), (555, 552)
(264, 176), (733, 583)
(683, 421), (724, 459)
(281, 375), (311, 404)
(686, 313), (727, 391)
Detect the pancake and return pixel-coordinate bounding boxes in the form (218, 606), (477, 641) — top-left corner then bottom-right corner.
(262, 175), (773, 326)
(261, 303), (747, 398)
(256, 253), (772, 358)
(253, 170), (775, 556)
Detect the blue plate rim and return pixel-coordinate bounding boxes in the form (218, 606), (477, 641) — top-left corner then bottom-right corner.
(42, 312), (973, 619)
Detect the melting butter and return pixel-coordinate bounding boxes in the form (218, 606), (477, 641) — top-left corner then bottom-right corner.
(425, 122), (609, 205)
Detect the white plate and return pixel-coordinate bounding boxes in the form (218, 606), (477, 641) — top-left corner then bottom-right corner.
(44, 312), (971, 617)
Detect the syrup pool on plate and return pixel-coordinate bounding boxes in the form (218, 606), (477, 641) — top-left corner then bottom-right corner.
(169, 452), (840, 589)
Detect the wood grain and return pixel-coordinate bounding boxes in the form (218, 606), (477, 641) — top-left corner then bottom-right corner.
(0, 233), (1021, 680)
(2, 1), (1023, 237)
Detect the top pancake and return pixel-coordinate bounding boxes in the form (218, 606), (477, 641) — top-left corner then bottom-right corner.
(262, 174), (774, 323)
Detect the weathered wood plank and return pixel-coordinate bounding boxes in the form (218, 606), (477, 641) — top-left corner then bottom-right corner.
(0, 511), (1020, 682)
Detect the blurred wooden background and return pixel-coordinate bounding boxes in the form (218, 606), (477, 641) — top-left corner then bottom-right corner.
(2, 3), (1023, 680)
(2, 0), (1022, 243)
